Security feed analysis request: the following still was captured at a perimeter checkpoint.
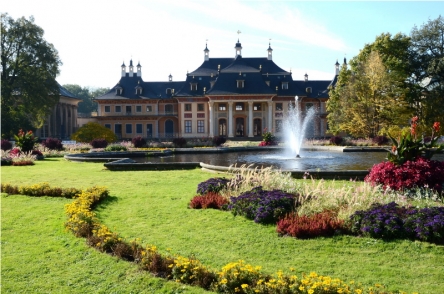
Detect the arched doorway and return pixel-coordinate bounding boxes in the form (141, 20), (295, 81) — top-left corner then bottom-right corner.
(219, 119), (227, 136)
(253, 119), (262, 137)
(165, 120), (174, 137)
(236, 117), (244, 137)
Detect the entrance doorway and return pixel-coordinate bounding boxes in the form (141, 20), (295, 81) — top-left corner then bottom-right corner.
(218, 119), (227, 136)
(236, 117), (245, 137)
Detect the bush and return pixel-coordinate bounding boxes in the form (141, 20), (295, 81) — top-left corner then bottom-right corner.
(1, 139), (12, 151)
(171, 255), (217, 290)
(14, 129), (38, 152)
(365, 157), (444, 193)
(189, 192), (229, 209)
(71, 122), (117, 143)
(104, 144), (128, 151)
(42, 138), (64, 150)
(172, 137), (187, 148)
(90, 138), (108, 148)
(372, 135), (389, 146)
(132, 136), (146, 148)
(228, 187), (297, 224)
(329, 136), (343, 146)
(277, 210), (345, 239)
(212, 136), (226, 147)
(404, 206), (444, 244)
(196, 177), (230, 195)
(349, 202), (408, 239)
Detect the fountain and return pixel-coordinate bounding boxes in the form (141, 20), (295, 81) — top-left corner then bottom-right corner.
(283, 96), (316, 158)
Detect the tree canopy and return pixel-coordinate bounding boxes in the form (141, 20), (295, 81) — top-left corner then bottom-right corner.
(62, 84), (109, 114)
(1, 13), (62, 139)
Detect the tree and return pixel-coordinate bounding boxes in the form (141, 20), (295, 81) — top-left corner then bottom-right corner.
(1, 13), (62, 139)
(327, 51), (411, 137)
(409, 15), (444, 128)
(71, 122), (117, 143)
(62, 84), (109, 113)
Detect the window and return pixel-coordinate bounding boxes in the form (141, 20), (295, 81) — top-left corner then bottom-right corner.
(136, 105), (142, 112)
(275, 103), (283, 111)
(275, 120), (282, 132)
(136, 124), (142, 134)
(185, 120), (192, 133)
(253, 103), (261, 111)
(185, 104), (192, 111)
(219, 104), (226, 111)
(126, 124), (132, 134)
(197, 120), (204, 133)
(236, 102), (244, 111)
(197, 103), (204, 111)
(126, 106), (132, 114)
(115, 105), (122, 112)
(191, 83), (197, 91)
(104, 124), (111, 129)
(282, 82), (288, 90)
(146, 105), (152, 112)
(237, 80), (244, 88)
(104, 106), (111, 113)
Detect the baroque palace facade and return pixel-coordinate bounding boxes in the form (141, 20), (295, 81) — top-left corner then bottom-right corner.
(94, 40), (340, 140)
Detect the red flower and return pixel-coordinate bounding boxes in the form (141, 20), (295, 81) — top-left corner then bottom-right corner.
(411, 116), (419, 123)
(391, 145), (397, 153)
(433, 122), (440, 133)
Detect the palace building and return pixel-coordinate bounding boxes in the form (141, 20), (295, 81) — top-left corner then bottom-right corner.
(94, 40), (340, 140)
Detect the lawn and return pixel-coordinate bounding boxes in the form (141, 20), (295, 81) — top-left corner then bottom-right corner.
(2, 158), (444, 293)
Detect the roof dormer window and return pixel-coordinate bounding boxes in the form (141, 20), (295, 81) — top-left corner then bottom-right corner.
(282, 82), (288, 90)
(237, 80), (244, 89)
(115, 86), (123, 95)
(191, 83), (198, 91)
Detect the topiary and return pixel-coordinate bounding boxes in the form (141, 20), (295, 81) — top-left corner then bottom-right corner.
(71, 122), (117, 143)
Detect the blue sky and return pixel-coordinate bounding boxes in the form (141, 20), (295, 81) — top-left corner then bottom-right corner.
(3, 0), (443, 89)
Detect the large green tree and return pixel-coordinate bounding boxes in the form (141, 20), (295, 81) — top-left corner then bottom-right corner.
(409, 15), (444, 128)
(62, 84), (109, 113)
(1, 13), (62, 139)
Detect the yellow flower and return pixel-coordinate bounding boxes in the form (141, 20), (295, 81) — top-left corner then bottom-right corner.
(241, 284), (248, 289)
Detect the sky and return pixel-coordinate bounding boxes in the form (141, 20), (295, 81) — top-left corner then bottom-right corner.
(3, 0), (443, 89)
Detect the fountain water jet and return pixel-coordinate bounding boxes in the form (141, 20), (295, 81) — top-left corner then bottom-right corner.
(283, 96), (316, 158)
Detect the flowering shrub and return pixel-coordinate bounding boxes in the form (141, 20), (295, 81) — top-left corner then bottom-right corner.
(14, 129), (38, 152)
(42, 138), (64, 150)
(138, 244), (174, 278)
(259, 128), (277, 146)
(387, 117), (442, 165)
(214, 260), (265, 293)
(171, 255), (217, 289)
(189, 192), (229, 209)
(329, 136), (343, 146)
(172, 137), (187, 148)
(196, 177), (230, 195)
(9, 147), (21, 157)
(365, 157), (444, 193)
(212, 136), (226, 147)
(228, 187), (297, 224)
(277, 210), (345, 239)
(90, 138), (108, 148)
(132, 136), (146, 148)
(1, 182), (81, 198)
(1, 139), (12, 151)
(349, 202), (407, 239)
(372, 135), (389, 146)
(403, 206), (444, 244)
(104, 144), (128, 151)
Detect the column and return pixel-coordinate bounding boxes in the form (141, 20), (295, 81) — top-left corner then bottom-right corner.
(228, 101), (234, 137)
(248, 101), (253, 137)
(267, 101), (273, 131)
(64, 104), (69, 139)
(208, 101), (214, 137)
(73, 106), (78, 132)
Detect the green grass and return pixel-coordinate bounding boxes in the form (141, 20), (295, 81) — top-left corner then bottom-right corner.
(2, 158), (444, 293)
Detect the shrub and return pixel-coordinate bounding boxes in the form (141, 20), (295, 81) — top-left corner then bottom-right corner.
(277, 210), (345, 239)
(189, 192), (229, 209)
(348, 202), (408, 239)
(228, 187), (297, 224)
(171, 255), (217, 290)
(14, 129), (38, 152)
(365, 157), (444, 193)
(197, 177), (230, 195)
(132, 136), (146, 148)
(1, 139), (12, 151)
(42, 137), (64, 150)
(138, 245), (174, 279)
(372, 135), (389, 146)
(329, 136), (343, 146)
(404, 206), (444, 244)
(212, 136), (226, 147)
(104, 144), (128, 151)
(172, 137), (187, 148)
(213, 260), (265, 294)
(71, 122), (117, 143)
(259, 128), (277, 146)
(90, 138), (108, 148)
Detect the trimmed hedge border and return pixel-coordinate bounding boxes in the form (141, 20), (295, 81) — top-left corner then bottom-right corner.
(1, 182), (407, 293)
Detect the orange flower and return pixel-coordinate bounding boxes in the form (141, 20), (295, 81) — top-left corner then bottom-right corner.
(392, 145), (397, 153)
(433, 122), (440, 133)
